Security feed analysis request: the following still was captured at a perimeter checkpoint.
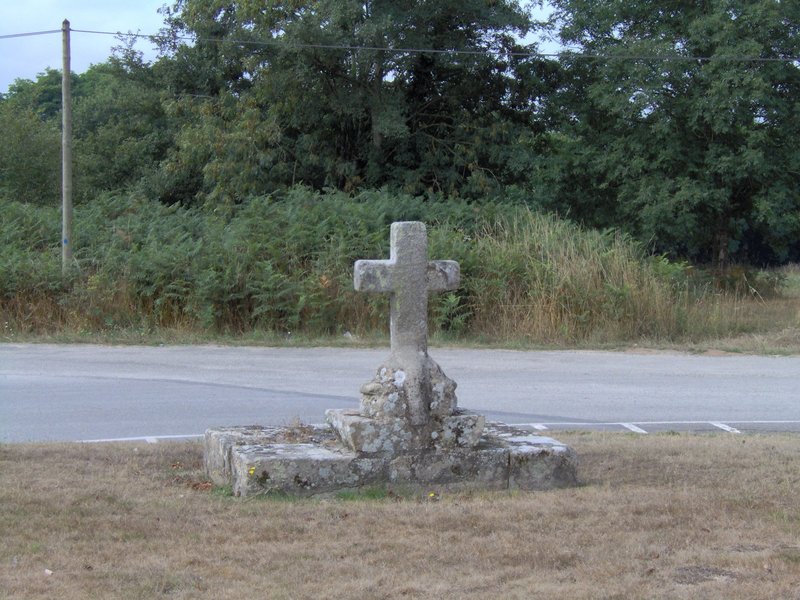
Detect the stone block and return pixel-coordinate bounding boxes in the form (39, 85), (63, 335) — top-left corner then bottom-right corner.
(387, 444), (509, 491)
(204, 424), (335, 486)
(204, 426), (279, 486)
(231, 443), (381, 497)
(358, 359), (459, 421)
(434, 412), (485, 448)
(326, 409), (486, 456)
(486, 423), (579, 490)
(325, 409), (414, 456)
(207, 422), (578, 497)
(508, 443), (578, 490)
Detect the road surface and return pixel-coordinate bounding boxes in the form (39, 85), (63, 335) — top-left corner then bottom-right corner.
(1, 344), (798, 442)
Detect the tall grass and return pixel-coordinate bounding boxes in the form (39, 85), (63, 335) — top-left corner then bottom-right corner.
(435, 215), (689, 343)
(0, 188), (793, 344)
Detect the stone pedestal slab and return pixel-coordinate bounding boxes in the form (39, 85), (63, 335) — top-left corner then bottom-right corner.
(204, 424), (335, 486)
(205, 422), (578, 498)
(325, 408), (485, 456)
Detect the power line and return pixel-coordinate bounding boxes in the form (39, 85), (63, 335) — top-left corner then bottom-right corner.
(0, 29), (60, 39)
(70, 27), (800, 63)
(562, 52), (800, 63)
(3, 26), (799, 64)
(72, 27), (555, 57)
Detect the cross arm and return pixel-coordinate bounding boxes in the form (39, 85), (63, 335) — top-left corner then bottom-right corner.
(427, 260), (460, 292)
(354, 259), (393, 292)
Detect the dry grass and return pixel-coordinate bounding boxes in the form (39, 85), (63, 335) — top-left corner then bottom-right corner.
(668, 266), (800, 355)
(2, 433), (799, 599)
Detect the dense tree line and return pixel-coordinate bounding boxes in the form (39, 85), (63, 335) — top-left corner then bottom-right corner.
(1, 0), (798, 266)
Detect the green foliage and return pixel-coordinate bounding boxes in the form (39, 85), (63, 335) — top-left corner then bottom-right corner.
(4, 68), (67, 119)
(0, 200), (64, 296)
(73, 56), (175, 200)
(1, 0), (798, 270)
(4, 188), (787, 344)
(543, 0), (800, 266)
(334, 485), (401, 501)
(0, 101), (61, 205)
(153, 0), (548, 202)
(0, 199), (68, 333)
(0, 54), (176, 206)
(451, 213), (692, 342)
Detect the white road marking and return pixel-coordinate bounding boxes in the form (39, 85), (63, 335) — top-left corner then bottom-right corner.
(73, 420), (800, 444)
(506, 420), (800, 428)
(710, 422), (741, 434)
(620, 423), (649, 434)
(79, 434), (203, 444)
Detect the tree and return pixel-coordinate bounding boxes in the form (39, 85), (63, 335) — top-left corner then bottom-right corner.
(0, 72), (64, 205)
(542, 0), (800, 266)
(0, 100), (61, 205)
(72, 49), (175, 200)
(3, 69), (66, 120)
(152, 0), (549, 204)
(0, 51), (177, 206)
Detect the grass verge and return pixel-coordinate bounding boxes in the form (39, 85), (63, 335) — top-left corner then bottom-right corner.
(3, 192), (798, 351)
(1, 433), (798, 599)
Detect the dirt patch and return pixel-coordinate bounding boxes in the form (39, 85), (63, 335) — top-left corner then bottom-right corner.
(674, 565), (738, 584)
(701, 349), (740, 356)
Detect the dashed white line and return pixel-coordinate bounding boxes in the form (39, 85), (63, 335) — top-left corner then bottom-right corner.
(506, 420), (800, 429)
(79, 434), (203, 444)
(73, 419), (799, 444)
(710, 422), (741, 434)
(620, 423), (649, 434)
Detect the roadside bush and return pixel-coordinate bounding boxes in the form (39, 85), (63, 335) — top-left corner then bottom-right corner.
(0, 189), (786, 343)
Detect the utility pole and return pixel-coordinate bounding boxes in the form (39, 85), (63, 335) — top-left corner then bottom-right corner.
(61, 19), (73, 276)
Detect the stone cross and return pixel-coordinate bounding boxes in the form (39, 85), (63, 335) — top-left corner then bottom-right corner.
(354, 221), (459, 359)
(326, 221), (482, 453)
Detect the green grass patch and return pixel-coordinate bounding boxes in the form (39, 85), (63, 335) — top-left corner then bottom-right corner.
(333, 485), (413, 502)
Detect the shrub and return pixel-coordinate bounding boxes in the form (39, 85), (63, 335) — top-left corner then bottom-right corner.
(0, 189), (787, 344)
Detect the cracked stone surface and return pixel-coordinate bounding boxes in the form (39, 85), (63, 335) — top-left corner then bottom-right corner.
(206, 422), (577, 497)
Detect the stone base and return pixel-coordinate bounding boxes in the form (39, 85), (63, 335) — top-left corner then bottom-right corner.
(204, 423), (578, 497)
(325, 408), (485, 456)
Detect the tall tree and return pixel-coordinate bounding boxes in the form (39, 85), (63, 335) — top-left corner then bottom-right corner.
(0, 71), (66, 205)
(0, 99), (61, 205)
(0, 52), (176, 205)
(543, 0), (800, 265)
(154, 0), (547, 204)
(73, 49), (175, 200)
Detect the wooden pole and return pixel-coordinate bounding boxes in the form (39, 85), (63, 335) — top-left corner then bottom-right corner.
(61, 19), (73, 276)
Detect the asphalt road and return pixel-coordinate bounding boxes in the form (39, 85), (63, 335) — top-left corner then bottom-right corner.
(1, 344), (798, 442)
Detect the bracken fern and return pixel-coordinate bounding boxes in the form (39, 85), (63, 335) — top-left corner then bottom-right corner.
(0, 189), (792, 344)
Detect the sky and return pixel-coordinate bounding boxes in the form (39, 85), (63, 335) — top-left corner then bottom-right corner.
(0, 0), (165, 93)
(0, 1), (557, 95)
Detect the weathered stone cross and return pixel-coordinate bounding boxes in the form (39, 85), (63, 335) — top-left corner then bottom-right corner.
(328, 221), (483, 454)
(354, 221), (459, 359)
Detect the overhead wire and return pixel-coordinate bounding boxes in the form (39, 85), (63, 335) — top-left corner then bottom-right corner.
(71, 27), (800, 63)
(0, 29), (60, 39)
(2, 26), (799, 63)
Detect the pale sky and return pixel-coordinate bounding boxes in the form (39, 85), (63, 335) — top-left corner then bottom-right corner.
(0, 0), (165, 93)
